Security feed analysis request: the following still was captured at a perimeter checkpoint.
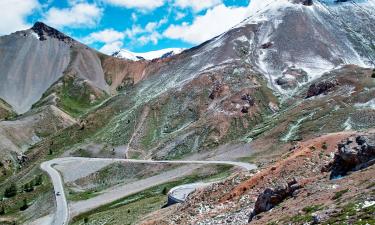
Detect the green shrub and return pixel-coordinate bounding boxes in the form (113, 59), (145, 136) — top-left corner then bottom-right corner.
(332, 189), (349, 200)
(4, 183), (17, 198)
(302, 204), (322, 213)
(19, 199), (28, 211)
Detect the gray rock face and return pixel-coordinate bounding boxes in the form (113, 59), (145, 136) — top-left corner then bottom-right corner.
(0, 22), (109, 114)
(329, 135), (375, 179)
(0, 29), (71, 113)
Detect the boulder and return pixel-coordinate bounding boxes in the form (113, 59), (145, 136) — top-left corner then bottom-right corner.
(328, 135), (375, 179)
(249, 179), (302, 222)
(306, 79), (338, 98)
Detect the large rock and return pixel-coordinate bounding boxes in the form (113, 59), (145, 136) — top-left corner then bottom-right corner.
(306, 79), (339, 98)
(249, 179), (302, 222)
(328, 135), (375, 179)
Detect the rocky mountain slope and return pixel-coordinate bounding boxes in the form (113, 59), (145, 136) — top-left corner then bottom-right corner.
(0, 22), (109, 114)
(143, 132), (374, 225)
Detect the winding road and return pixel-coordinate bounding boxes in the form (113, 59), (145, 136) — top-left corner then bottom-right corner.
(40, 157), (256, 225)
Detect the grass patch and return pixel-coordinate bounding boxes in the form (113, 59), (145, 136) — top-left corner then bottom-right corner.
(332, 189), (349, 200)
(68, 190), (100, 201)
(324, 201), (375, 225)
(302, 204), (323, 213)
(71, 165), (233, 224)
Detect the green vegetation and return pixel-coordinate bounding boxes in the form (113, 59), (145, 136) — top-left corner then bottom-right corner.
(0, 172), (51, 219)
(302, 204), (323, 213)
(322, 142), (328, 150)
(19, 198), (28, 211)
(71, 165), (233, 225)
(324, 201), (375, 225)
(280, 205), (324, 224)
(59, 77), (100, 117)
(4, 183), (17, 198)
(68, 190), (100, 201)
(332, 189), (349, 200)
(290, 213), (313, 223)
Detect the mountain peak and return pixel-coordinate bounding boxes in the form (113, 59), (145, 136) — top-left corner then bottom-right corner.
(31, 21), (73, 43)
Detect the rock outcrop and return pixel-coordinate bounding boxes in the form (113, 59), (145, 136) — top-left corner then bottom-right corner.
(31, 22), (74, 43)
(249, 179), (302, 222)
(328, 135), (375, 179)
(306, 80), (339, 98)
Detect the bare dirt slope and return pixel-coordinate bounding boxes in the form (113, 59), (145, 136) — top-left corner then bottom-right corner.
(0, 105), (76, 160)
(144, 131), (375, 224)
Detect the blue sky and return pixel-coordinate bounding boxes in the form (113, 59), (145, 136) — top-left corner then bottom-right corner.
(1, 0), (250, 54)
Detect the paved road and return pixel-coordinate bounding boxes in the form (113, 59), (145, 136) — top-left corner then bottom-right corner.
(40, 161), (69, 225)
(168, 182), (211, 204)
(40, 157), (256, 225)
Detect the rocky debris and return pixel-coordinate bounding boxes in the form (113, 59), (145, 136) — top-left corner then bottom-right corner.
(79, 120), (87, 130)
(327, 135), (375, 179)
(276, 67), (308, 90)
(304, 0), (313, 5)
(241, 106), (249, 114)
(240, 94), (255, 114)
(248, 179), (302, 222)
(241, 94), (255, 106)
(306, 79), (339, 98)
(260, 42), (273, 49)
(17, 153), (29, 164)
(31, 22), (73, 43)
(268, 102), (279, 113)
(209, 81), (228, 100)
(293, 0), (313, 5)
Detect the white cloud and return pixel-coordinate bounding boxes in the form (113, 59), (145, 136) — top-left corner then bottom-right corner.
(102, 0), (165, 10)
(0, 0), (39, 35)
(124, 25), (144, 38)
(124, 20), (166, 46)
(175, 12), (186, 20)
(100, 41), (123, 54)
(43, 3), (102, 29)
(131, 12), (138, 21)
(139, 31), (162, 45)
(174, 0), (222, 12)
(164, 4), (248, 44)
(84, 29), (124, 44)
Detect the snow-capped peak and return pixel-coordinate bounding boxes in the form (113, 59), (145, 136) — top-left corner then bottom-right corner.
(112, 48), (185, 61)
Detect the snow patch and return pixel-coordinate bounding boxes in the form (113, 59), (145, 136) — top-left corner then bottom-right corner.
(235, 35), (249, 42)
(113, 48), (185, 61)
(281, 113), (314, 142)
(361, 200), (375, 209)
(30, 31), (40, 40)
(343, 117), (352, 131)
(355, 99), (375, 110)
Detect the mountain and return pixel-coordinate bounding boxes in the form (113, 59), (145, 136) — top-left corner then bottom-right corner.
(237, 0), (375, 93)
(0, 98), (15, 121)
(0, 22), (110, 114)
(0, 1), (374, 225)
(112, 48), (185, 61)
